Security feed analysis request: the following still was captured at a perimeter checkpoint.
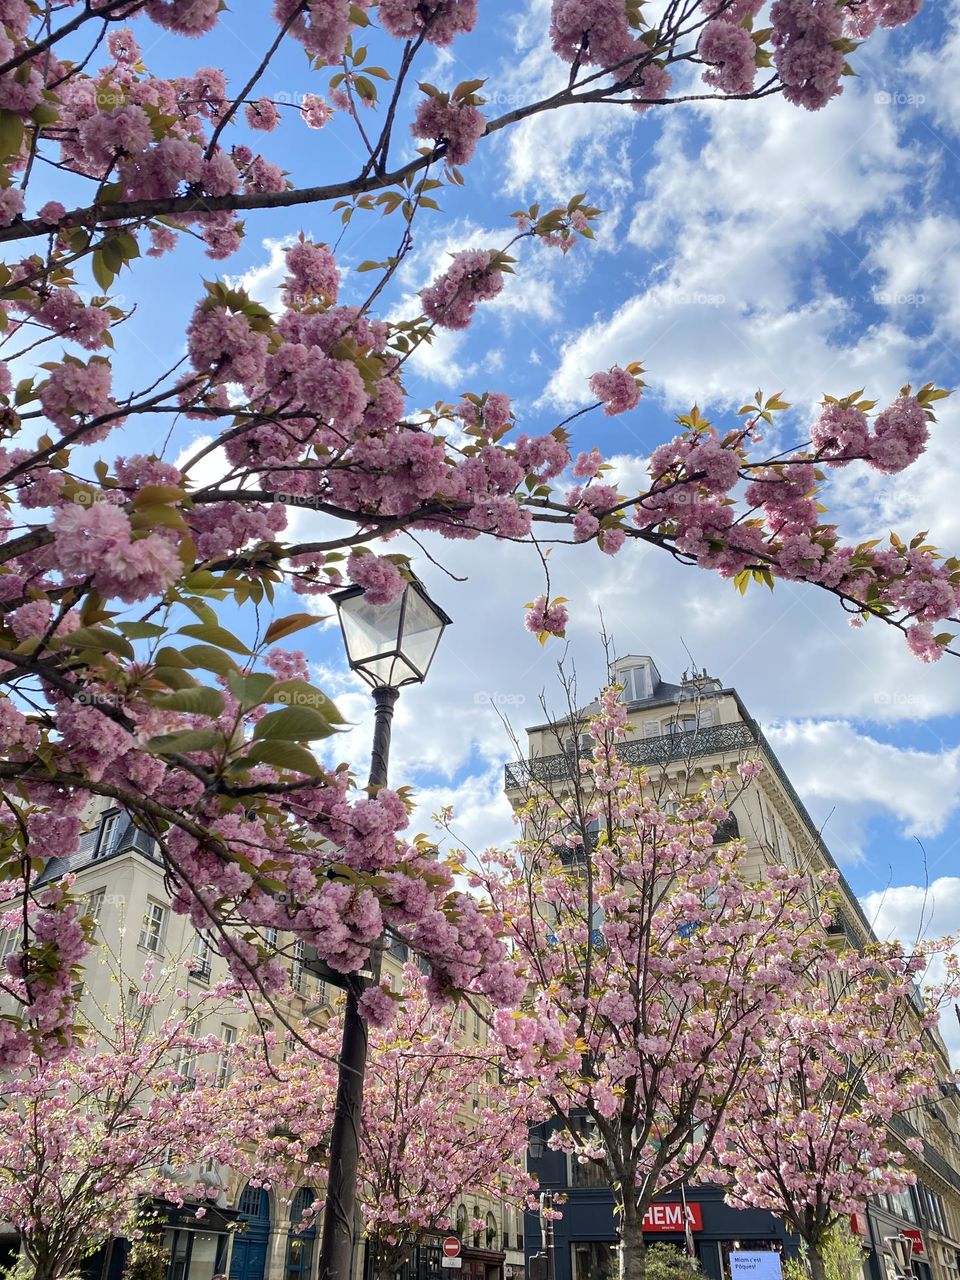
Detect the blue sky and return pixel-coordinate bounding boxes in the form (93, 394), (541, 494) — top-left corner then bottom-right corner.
(30, 3), (960, 1046)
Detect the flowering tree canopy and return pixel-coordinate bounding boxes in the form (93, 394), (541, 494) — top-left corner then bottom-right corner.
(472, 689), (832, 1280)
(0, 0), (956, 1073)
(0, 950), (243, 1280)
(703, 938), (960, 1280)
(226, 966), (537, 1279)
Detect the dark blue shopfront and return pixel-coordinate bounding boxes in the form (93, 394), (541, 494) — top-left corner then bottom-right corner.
(525, 1131), (796, 1280)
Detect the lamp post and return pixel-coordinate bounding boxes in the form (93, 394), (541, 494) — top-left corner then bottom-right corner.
(316, 574), (451, 1280)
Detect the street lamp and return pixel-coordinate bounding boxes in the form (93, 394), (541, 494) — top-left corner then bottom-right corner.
(332, 577), (452, 790)
(316, 574), (451, 1280)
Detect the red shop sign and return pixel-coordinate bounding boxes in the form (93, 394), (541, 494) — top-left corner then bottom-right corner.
(642, 1203), (704, 1233)
(902, 1230), (925, 1257)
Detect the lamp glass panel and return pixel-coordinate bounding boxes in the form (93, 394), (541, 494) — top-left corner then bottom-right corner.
(339, 594), (403, 667)
(398, 585), (445, 679)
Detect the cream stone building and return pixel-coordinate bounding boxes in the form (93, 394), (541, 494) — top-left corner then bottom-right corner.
(506, 655), (960, 1280)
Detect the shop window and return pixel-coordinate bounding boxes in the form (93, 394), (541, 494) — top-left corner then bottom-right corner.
(572, 1242), (616, 1280)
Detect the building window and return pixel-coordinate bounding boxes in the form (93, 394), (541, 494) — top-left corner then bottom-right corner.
(486, 1213), (497, 1248)
(93, 810), (122, 860)
(0, 926), (20, 960)
(138, 900), (167, 953)
(216, 1025), (237, 1087)
(189, 932), (212, 983)
(291, 938), (305, 994)
(618, 663), (653, 702)
(83, 888), (106, 925)
(264, 927), (278, 950)
(455, 1205), (468, 1240)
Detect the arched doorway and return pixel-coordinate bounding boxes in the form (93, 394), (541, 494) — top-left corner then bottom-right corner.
(285, 1187), (317, 1280)
(230, 1184), (270, 1280)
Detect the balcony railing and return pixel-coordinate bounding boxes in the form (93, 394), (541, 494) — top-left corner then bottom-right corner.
(505, 721), (757, 789)
(187, 958), (211, 984)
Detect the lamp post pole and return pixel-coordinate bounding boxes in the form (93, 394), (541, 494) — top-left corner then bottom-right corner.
(316, 687), (399, 1280)
(313, 576), (450, 1280)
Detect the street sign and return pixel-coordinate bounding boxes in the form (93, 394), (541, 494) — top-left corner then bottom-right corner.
(443, 1238), (462, 1258)
(441, 1260), (463, 1269)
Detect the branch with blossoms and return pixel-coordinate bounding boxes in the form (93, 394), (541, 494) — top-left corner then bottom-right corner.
(0, 942), (250, 1280)
(0, 0), (909, 254)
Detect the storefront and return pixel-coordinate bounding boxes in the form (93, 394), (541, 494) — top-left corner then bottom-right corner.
(363, 1235), (505, 1280)
(163, 1202), (240, 1280)
(525, 1185), (795, 1280)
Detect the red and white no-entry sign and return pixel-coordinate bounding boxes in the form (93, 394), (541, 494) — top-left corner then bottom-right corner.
(443, 1238), (462, 1258)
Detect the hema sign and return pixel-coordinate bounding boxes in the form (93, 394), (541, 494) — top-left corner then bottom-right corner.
(641, 1203), (704, 1232)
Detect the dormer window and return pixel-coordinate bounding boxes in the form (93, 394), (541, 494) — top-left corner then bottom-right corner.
(93, 809), (121, 860)
(611, 656), (660, 703)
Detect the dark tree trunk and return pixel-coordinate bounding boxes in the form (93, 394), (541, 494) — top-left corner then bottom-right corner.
(618, 1198), (647, 1280)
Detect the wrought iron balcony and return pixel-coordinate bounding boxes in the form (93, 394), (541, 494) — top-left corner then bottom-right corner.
(187, 958), (211, 984)
(504, 721), (757, 790)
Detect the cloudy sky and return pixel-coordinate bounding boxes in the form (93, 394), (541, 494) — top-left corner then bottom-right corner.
(35, 2), (960, 1052)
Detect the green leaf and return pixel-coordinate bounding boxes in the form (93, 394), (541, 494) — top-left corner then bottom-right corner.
(63, 627), (134, 658)
(154, 646), (195, 669)
(226, 670), (278, 710)
(146, 728), (220, 754)
(152, 686), (225, 717)
(263, 612), (323, 645)
(0, 110), (24, 160)
(178, 622), (251, 655)
(180, 644), (240, 677)
(266, 680), (346, 722)
(253, 705), (342, 743)
(91, 251), (115, 292)
(246, 740), (321, 775)
(152, 667), (198, 692)
(118, 621), (167, 640)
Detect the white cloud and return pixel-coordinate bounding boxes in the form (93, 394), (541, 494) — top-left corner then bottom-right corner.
(764, 719), (960, 849)
(546, 81), (934, 414)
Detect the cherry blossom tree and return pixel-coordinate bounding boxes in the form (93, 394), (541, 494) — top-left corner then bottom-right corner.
(0, 0), (955, 1078)
(472, 688), (831, 1280)
(0, 949), (245, 1280)
(226, 966), (538, 1280)
(703, 939), (960, 1280)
